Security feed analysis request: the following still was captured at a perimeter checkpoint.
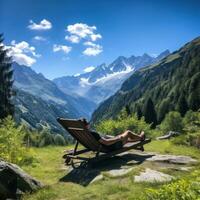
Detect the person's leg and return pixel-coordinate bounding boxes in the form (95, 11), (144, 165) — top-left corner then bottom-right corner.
(118, 130), (145, 144)
(127, 130), (145, 141)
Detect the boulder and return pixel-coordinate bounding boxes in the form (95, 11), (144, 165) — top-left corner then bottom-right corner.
(107, 167), (134, 177)
(91, 174), (104, 184)
(147, 155), (197, 164)
(156, 131), (181, 140)
(0, 160), (43, 199)
(134, 168), (174, 183)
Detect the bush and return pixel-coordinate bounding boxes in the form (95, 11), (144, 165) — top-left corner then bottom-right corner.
(39, 131), (54, 147)
(181, 111), (200, 148)
(96, 114), (151, 136)
(0, 116), (34, 165)
(23, 127), (69, 147)
(144, 177), (200, 200)
(187, 132), (200, 148)
(160, 111), (183, 133)
(54, 134), (66, 146)
(183, 110), (200, 126)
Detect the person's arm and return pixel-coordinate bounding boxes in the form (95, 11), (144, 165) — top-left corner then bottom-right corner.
(99, 136), (122, 146)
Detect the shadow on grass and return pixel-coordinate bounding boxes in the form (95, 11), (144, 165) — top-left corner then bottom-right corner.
(59, 152), (154, 186)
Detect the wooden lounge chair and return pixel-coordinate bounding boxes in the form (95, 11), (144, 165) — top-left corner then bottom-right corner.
(57, 118), (151, 166)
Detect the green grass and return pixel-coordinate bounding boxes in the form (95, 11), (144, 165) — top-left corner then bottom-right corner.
(22, 141), (200, 200)
(145, 140), (200, 159)
(22, 146), (68, 185)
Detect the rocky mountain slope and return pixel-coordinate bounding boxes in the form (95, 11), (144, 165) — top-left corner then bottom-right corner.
(91, 37), (200, 124)
(53, 50), (170, 104)
(13, 62), (96, 132)
(14, 89), (75, 133)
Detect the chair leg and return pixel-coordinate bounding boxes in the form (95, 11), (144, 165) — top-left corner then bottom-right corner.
(140, 146), (144, 152)
(95, 145), (102, 158)
(65, 156), (72, 165)
(74, 141), (79, 154)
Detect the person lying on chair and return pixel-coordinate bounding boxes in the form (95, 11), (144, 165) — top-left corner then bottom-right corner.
(81, 118), (145, 151)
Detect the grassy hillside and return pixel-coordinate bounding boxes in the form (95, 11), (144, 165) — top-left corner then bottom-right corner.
(91, 37), (200, 124)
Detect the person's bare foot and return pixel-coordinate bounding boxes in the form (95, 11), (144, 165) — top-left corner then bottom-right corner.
(139, 131), (145, 141)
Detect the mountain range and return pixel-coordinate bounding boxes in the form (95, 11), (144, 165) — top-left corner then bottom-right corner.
(13, 50), (170, 133)
(53, 50), (170, 104)
(13, 62), (96, 132)
(91, 37), (200, 124)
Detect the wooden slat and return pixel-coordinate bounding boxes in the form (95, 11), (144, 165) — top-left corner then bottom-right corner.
(57, 118), (85, 129)
(73, 129), (101, 151)
(72, 129), (96, 150)
(57, 118), (102, 151)
(68, 127), (85, 131)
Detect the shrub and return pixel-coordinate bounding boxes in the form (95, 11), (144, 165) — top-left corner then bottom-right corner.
(144, 178), (200, 200)
(181, 111), (200, 148)
(187, 132), (200, 148)
(23, 128), (69, 147)
(160, 111), (183, 133)
(39, 130), (55, 147)
(96, 114), (151, 136)
(0, 116), (34, 165)
(183, 110), (200, 126)
(54, 134), (66, 146)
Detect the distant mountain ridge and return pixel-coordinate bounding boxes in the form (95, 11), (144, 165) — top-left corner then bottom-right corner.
(91, 37), (200, 124)
(13, 62), (96, 132)
(14, 89), (75, 133)
(53, 50), (170, 104)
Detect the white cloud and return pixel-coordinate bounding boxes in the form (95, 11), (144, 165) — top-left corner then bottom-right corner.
(12, 54), (36, 66)
(28, 19), (52, 30)
(5, 40), (40, 66)
(90, 34), (102, 41)
(33, 36), (46, 41)
(53, 44), (72, 54)
(83, 44), (103, 56)
(65, 23), (102, 44)
(83, 66), (95, 73)
(65, 35), (80, 43)
(83, 41), (96, 47)
(65, 23), (103, 55)
(66, 23), (96, 38)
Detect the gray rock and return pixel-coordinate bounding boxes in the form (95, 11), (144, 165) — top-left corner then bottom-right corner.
(156, 131), (181, 140)
(134, 168), (174, 183)
(0, 160), (43, 199)
(107, 167), (134, 177)
(178, 167), (194, 171)
(91, 174), (104, 183)
(147, 155), (197, 164)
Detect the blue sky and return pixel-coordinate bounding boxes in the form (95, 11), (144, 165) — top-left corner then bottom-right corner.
(1, 0), (200, 79)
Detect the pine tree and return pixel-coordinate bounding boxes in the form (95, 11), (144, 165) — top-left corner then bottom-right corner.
(188, 72), (200, 111)
(125, 104), (131, 116)
(177, 94), (188, 117)
(0, 34), (14, 119)
(157, 98), (170, 123)
(143, 98), (157, 128)
(188, 91), (200, 111)
(136, 106), (142, 120)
